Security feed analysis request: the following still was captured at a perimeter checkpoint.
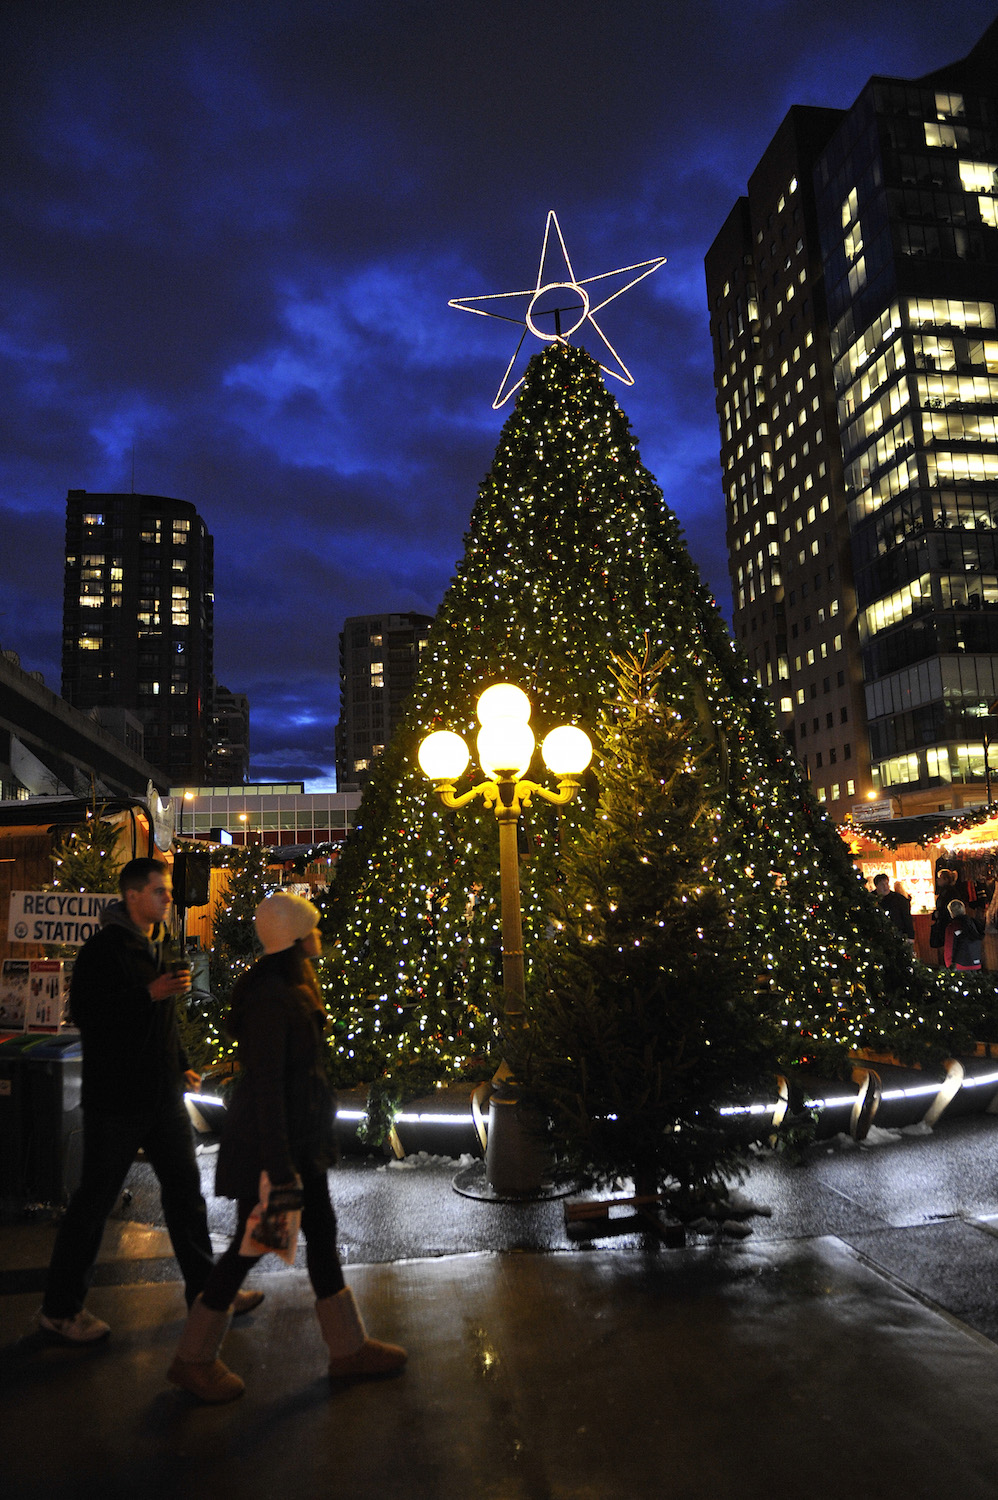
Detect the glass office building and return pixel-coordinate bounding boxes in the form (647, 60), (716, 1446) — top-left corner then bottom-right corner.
(170, 783), (361, 848)
(707, 20), (998, 819)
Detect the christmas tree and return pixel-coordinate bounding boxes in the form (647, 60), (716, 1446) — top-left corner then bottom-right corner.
(509, 644), (780, 1200)
(327, 343), (915, 1128)
(49, 809), (122, 894)
(203, 843), (273, 1059)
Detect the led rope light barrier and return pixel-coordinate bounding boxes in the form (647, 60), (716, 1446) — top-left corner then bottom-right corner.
(185, 1071), (998, 1145)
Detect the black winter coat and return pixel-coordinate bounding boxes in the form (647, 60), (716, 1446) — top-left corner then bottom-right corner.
(215, 952), (337, 1201)
(69, 906), (188, 1113)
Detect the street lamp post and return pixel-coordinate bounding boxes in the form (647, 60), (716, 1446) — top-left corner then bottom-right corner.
(986, 697), (998, 805)
(418, 683), (592, 1195)
(969, 700), (998, 805)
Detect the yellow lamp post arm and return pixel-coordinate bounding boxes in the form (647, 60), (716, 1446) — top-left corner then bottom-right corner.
(518, 776), (583, 810)
(431, 780), (498, 811)
(431, 776), (582, 818)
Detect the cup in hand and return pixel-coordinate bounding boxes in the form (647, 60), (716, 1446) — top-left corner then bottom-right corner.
(170, 960), (192, 995)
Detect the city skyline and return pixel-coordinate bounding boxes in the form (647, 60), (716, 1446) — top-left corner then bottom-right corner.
(3, 1), (995, 788)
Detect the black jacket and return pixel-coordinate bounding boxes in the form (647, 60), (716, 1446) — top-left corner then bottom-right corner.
(69, 902), (188, 1112)
(215, 952), (337, 1201)
(945, 914), (985, 969)
(879, 890), (914, 939)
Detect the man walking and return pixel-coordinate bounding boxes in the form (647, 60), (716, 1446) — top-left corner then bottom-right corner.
(38, 857), (260, 1342)
(872, 871), (914, 944)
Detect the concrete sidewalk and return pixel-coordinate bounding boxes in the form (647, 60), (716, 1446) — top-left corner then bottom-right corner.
(3, 1114), (998, 1498)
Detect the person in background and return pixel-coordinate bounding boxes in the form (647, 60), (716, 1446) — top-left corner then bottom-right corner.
(872, 872), (914, 944)
(38, 858), (262, 1344)
(929, 868), (960, 957)
(936, 863), (976, 907)
(944, 899), (985, 972)
(985, 872), (998, 934)
(166, 891), (406, 1403)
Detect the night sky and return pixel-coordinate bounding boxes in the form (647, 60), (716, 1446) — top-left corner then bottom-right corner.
(3, 1), (995, 788)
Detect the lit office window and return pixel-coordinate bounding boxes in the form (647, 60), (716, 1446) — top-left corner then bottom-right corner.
(924, 121), (969, 149)
(935, 92), (964, 120)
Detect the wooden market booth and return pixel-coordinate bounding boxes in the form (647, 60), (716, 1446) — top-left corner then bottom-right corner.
(841, 809), (998, 969)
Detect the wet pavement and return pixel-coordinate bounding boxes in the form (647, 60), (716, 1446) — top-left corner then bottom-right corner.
(3, 1110), (998, 1498)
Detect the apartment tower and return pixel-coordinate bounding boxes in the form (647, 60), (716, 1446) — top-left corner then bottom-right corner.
(62, 491), (214, 784)
(335, 612), (433, 790)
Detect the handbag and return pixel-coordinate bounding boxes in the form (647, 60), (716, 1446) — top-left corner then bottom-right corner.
(239, 1171), (302, 1265)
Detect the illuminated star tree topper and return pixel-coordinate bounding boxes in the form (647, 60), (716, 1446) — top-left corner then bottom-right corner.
(449, 210), (666, 407)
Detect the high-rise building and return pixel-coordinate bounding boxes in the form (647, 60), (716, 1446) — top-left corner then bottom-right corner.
(335, 612), (433, 790)
(706, 19), (998, 821)
(206, 683), (251, 784)
(62, 491), (214, 784)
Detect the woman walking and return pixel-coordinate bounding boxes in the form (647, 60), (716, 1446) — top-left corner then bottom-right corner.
(167, 891), (406, 1402)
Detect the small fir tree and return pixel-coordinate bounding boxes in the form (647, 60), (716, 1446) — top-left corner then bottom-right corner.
(175, 842), (273, 1074)
(206, 844), (272, 1044)
(49, 809), (122, 894)
(166, 842), (248, 1074)
(511, 644), (777, 1201)
(45, 807), (123, 964)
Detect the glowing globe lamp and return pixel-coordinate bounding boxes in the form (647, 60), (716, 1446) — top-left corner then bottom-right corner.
(477, 719), (535, 781)
(541, 725), (593, 777)
(417, 730), (470, 782)
(477, 683), (531, 726)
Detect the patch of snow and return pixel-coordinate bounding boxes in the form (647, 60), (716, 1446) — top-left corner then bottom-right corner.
(859, 1124), (903, 1147)
(724, 1188), (773, 1217)
(826, 1133), (859, 1150)
(688, 1216), (753, 1238)
(378, 1151), (477, 1172)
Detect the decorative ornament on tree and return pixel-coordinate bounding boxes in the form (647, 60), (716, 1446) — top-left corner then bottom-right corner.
(449, 210), (666, 407)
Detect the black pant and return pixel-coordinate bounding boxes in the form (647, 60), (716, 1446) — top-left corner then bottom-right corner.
(43, 1096), (214, 1318)
(201, 1168), (345, 1312)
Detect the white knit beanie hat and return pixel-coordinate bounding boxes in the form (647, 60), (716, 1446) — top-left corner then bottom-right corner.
(254, 891), (320, 954)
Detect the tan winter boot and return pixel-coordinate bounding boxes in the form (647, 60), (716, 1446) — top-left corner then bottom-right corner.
(167, 1295), (245, 1403)
(317, 1287), (407, 1380)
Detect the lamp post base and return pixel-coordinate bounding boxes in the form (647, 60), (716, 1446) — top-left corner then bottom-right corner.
(453, 1082), (578, 1201)
(484, 1083), (547, 1194)
(452, 1159), (577, 1203)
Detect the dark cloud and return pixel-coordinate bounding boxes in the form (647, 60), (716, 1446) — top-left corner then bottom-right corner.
(2, 0), (995, 786)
